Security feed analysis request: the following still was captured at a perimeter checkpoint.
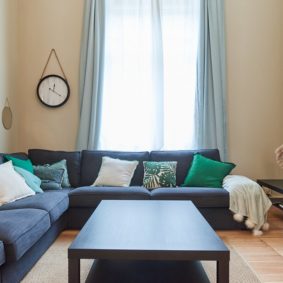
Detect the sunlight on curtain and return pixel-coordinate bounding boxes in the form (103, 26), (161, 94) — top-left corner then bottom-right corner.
(98, 0), (200, 151)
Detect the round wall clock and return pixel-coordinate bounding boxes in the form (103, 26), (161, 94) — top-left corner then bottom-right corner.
(37, 74), (70, 108)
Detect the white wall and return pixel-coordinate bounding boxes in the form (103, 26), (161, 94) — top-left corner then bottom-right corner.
(0, 0), (19, 152)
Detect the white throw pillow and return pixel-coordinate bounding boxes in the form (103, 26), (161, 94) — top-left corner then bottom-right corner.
(0, 161), (35, 206)
(93, 156), (139, 187)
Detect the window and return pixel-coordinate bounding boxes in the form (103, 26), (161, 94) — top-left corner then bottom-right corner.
(98, 0), (200, 151)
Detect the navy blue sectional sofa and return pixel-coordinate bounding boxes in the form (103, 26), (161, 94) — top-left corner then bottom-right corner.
(0, 149), (243, 283)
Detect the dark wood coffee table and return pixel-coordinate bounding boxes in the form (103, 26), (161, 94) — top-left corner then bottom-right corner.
(257, 179), (283, 210)
(68, 200), (229, 283)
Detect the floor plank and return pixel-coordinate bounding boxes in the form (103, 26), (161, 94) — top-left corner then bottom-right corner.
(217, 207), (283, 283)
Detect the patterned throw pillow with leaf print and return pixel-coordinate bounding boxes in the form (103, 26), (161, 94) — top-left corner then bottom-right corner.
(143, 161), (177, 189)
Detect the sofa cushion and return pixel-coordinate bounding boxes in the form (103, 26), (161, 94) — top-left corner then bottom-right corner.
(182, 153), (235, 188)
(69, 186), (151, 208)
(149, 149), (221, 186)
(0, 209), (50, 262)
(14, 166), (43, 193)
(4, 155), (34, 173)
(34, 160), (70, 188)
(80, 151), (150, 186)
(0, 191), (69, 223)
(143, 161), (177, 189)
(28, 149), (81, 187)
(0, 152), (28, 164)
(0, 161), (36, 206)
(0, 241), (5, 266)
(94, 157), (139, 187)
(151, 187), (229, 208)
(34, 167), (65, 190)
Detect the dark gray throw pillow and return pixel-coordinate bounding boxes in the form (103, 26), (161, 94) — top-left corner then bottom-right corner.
(40, 181), (62, 191)
(34, 167), (65, 191)
(33, 159), (71, 187)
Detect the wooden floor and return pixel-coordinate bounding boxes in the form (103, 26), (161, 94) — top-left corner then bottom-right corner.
(217, 206), (283, 283)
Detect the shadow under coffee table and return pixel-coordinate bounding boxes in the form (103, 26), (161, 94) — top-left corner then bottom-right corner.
(68, 200), (229, 283)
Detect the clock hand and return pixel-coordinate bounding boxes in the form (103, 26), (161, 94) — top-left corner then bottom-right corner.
(53, 84), (55, 91)
(52, 90), (62, 97)
(49, 88), (62, 97)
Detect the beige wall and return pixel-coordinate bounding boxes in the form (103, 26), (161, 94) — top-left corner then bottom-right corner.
(226, 0), (283, 179)
(13, 0), (283, 179)
(17, 0), (84, 151)
(0, 0), (18, 152)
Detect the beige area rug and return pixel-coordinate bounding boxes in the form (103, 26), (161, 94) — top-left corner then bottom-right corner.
(22, 231), (261, 283)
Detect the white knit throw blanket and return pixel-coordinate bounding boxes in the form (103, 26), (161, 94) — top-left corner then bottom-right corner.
(223, 175), (272, 235)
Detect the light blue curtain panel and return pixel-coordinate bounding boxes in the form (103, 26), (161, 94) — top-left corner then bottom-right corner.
(194, 0), (227, 160)
(77, 0), (105, 150)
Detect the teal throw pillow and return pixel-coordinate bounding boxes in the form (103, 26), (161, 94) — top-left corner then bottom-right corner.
(182, 153), (236, 188)
(14, 166), (43, 193)
(4, 155), (34, 173)
(143, 161), (177, 189)
(33, 167), (65, 191)
(33, 159), (71, 187)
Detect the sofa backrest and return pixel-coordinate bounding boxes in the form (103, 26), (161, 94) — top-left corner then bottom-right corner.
(28, 149), (81, 187)
(150, 149), (221, 186)
(80, 150), (150, 186)
(16, 148), (220, 188)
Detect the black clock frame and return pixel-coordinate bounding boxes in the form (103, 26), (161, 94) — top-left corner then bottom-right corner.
(37, 74), (70, 108)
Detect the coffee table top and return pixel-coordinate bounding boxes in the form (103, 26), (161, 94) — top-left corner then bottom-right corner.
(69, 200), (229, 261)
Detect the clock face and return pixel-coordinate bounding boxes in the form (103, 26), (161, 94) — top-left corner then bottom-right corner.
(37, 75), (70, 108)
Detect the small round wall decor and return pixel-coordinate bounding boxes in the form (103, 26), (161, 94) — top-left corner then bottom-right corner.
(2, 98), (13, 130)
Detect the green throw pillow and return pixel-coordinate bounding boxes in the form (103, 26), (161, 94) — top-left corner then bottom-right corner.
(4, 155), (34, 173)
(143, 161), (177, 189)
(182, 153), (235, 188)
(14, 166), (43, 193)
(33, 159), (71, 187)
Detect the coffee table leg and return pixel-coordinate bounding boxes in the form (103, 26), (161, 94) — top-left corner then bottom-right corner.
(69, 258), (80, 283)
(217, 259), (229, 283)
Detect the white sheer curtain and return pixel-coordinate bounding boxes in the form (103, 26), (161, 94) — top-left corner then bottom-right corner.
(98, 0), (200, 151)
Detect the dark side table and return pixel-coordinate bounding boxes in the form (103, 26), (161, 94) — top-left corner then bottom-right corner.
(257, 179), (283, 210)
